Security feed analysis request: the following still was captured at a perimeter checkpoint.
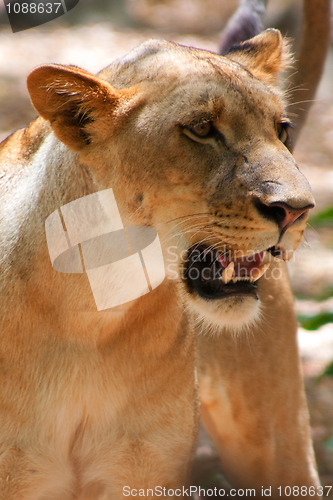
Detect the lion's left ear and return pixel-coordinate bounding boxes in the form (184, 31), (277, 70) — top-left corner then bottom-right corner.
(225, 29), (291, 85)
(27, 64), (136, 152)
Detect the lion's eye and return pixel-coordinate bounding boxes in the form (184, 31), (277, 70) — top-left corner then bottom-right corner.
(182, 120), (223, 145)
(188, 121), (213, 138)
(277, 121), (292, 149)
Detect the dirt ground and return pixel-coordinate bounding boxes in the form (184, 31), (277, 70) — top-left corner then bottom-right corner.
(0, 1), (332, 493)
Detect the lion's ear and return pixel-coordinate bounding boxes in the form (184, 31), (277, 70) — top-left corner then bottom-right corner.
(27, 64), (134, 151)
(225, 29), (291, 85)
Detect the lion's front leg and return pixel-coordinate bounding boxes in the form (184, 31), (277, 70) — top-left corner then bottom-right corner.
(197, 261), (320, 498)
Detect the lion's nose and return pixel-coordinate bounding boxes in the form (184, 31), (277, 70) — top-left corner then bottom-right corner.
(254, 199), (315, 234)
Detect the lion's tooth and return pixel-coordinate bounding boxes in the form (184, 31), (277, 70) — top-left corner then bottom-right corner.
(221, 261), (235, 284)
(250, 262), (271, 282)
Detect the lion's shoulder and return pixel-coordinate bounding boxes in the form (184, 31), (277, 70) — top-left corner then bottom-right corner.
(0, 118), (51, 172)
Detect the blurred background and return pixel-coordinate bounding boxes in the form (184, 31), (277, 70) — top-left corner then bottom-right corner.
(0, 0), (332, 493)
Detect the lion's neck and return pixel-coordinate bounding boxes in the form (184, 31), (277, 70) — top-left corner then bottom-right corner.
(1, 119), (184, 345)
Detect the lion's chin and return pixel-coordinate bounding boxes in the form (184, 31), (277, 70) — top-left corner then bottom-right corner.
(186, 294), (261, 333)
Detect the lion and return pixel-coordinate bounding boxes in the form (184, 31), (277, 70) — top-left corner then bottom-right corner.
(0, 16), (329, 500)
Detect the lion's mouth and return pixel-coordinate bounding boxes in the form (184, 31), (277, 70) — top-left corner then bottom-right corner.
(184, 244), (281, 299)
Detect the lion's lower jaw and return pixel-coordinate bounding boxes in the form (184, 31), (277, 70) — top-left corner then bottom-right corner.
(186, 295), (262, 334)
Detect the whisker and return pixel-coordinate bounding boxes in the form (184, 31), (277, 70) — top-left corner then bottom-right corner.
(162, 216), (215, 243)
(165, 223), (212, 242)
(168, 216), (211, 233)
(165, 212), (211, 224)
(185, 236), (222, 273)
(288, 98), (319, 107)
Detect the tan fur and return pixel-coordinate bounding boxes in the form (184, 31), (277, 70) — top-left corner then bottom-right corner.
(0, 31), (320, 499)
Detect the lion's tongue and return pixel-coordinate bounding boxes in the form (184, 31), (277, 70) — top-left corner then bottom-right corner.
(218, 251), (265, 279)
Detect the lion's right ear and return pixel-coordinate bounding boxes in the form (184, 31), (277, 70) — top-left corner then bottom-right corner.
(27, 64), (135, 152)
(225, 29), (291, 85)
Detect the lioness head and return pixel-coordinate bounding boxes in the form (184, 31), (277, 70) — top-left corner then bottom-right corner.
(27, 30), (314, 329)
